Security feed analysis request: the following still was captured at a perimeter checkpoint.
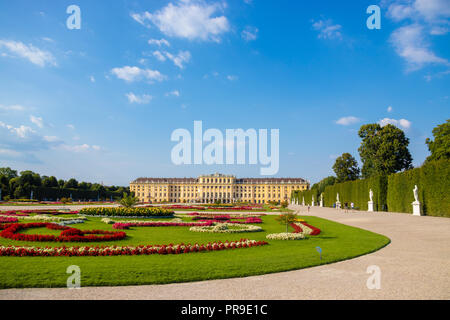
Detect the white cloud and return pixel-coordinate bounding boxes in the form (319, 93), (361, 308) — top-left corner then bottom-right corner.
(335, 116), (360, 126)
(164, 51), (191, 69)
(379, 118), (412, 130)
(0, 40), (56, 67)
(67, 124), (75, 130)
(227, 75), (239, 81)
(0, 121), (35, 139)
(30, 115), (44, 128)
(110, 66), (167, 83)
(389, 24), (449, 72)
(132, 0), (230, 42)
(241, 26), (259, 41)
(126, 92), (153, 104)
(387, 106), (393, 112)
(148, 38), (170, 47)
(0, 104), (26, 112)
(152, 50), (167, 62)
(312, 19), (343, 40)
(152, 50), (191, 69)
(61, 144), (101, 153)
(166, 90), (180, 97)
(131, 12), (152, 28)
(90, 75), (95, 83)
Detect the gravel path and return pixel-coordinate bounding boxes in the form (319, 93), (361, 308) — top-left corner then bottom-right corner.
(1, 206), (449, 300)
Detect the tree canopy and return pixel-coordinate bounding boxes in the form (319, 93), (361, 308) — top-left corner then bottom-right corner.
(332, 153), (360, 183)
(426, 119), (450, 163)
(358, 123), (413, 178)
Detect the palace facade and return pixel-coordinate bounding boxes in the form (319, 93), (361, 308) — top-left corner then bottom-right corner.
(130, 173), (309, 204)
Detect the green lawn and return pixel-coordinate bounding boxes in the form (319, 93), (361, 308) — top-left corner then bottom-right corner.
(0, 215), (390, 289)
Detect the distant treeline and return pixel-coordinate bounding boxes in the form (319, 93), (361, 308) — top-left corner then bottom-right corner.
(0, 168), (130, 201)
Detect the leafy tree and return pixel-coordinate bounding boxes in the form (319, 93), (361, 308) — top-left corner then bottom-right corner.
(58, 179), (65, 188)
(42, 176), (58, 188)
(358, 123), (413, 178)
(426, 120), (450, 163)
(333, 153), (360, 183)
(311, 176), (337, 195)
(119, 192), (138, 208)
(275, 213), (298, 233)
(64, 178), (79, 189)
(0, 167), (18, 180)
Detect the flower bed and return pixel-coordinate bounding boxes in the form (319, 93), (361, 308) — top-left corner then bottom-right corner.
(188, 212), (266, 218)
(18, 210), (79, 216)
(266, 233), (305, 240)
(0, 211), (30, 217)
(300, 222), (321, 236)
(0, 217), (19, 224)
(112, 221), (214, 230)
(14, 215), (87, 223)
(0, 223), (126, 243)
(0, 239), (269, 257)
(79, 207), (174, 218)
(190, 223), (263, 233)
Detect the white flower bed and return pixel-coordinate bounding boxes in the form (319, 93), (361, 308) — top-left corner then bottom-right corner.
(190, 223), (262, 233)
(56, 219), (87, 226)
(6, 215), (88, 222)
(266, 232), (305, 240)
(294, 222), (313, 235)
(101, 217), (184, 225)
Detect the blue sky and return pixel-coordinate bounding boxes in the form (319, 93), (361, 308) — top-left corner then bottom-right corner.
(0, 0), (449, 186)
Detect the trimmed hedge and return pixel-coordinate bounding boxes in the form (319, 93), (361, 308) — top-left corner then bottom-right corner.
(291, 160), (449, 217)
(292, 189), (320, 206)
(387, 159), (450, 217)
(79, 207), (174, 218)
(322, 175), (388, 211)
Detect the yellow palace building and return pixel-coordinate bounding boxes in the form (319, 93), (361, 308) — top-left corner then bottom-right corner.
(130, 173), (309, 204)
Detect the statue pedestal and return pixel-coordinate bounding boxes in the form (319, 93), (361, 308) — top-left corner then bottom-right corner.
(312, 202), (315, 207)
(336, 201), (341, 209)
(412, 201), (421, 216)
(320, 200), (323, 207)
(368, 201), (374, 212)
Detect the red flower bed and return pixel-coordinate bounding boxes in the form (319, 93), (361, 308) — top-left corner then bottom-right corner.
(301, 222), (321, 235)
(0, 223), (126, 243)
(0, 239), (269, 257)
(0, 211), (29, 216)
(0, 217), (19, 224)
(18, 210), (79, 216)
(112, 221), (214, 230)
(291, 223), (303, 233)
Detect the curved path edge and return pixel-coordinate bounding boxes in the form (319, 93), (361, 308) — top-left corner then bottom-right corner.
(1, 206), (449, 300)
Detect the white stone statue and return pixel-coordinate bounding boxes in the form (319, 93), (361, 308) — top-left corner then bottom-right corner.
(336, 193), (340, 202)
(413, 185), (419, 203)
(369, 189), (373, 202)
(320, 193), (323, 202)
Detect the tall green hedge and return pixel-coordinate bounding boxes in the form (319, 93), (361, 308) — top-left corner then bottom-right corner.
(292, 189), (320, 206)
(387, 159), (450, 217)
(322, 175), (387, 211)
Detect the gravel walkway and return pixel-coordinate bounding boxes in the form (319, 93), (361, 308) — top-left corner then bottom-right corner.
(1, 206), (449, 300)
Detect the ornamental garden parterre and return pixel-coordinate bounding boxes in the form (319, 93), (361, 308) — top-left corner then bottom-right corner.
(0, 206), (390, 288)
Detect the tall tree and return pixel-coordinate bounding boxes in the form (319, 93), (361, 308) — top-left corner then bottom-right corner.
(332, 153), (360, 183)
(425, 120), (450, 163)
(358, 123), (413, 178)
(42, 176), (58, 188)
(64, 178), (79, 189)
(0, 167), (18, 180)
(311, 176), (337, 194)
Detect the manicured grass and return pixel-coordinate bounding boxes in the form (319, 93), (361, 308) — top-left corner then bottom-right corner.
(0, 215), (390, 289)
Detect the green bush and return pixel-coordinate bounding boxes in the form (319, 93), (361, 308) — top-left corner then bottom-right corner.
(79, 207), (174, 217)
(292, 189), (320, 206)
(322, 175), (387, 211)
(387, 159), (450, 217)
